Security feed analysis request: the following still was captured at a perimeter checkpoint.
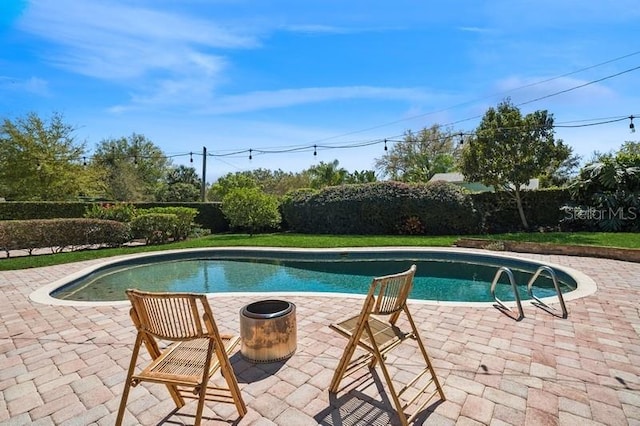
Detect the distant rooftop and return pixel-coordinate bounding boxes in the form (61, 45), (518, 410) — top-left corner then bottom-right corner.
(429, 172), (539, 192)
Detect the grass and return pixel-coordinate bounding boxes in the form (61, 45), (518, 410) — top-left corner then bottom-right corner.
(1, 231), (638, 271)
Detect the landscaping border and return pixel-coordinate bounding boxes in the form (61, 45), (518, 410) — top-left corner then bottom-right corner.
(455, 238), (640, 263)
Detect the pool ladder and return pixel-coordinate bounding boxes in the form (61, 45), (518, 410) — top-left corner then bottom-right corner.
(490, 265), (568, 320)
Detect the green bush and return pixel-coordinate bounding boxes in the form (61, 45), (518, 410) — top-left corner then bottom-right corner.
(130, 213), (179, 244)
(84, 203), (138, 222)
(471, 188), (570, 232)
(0, 219), (130, 256)
(138, 206), (198, 240)
(221, 188), (281, 235)
(0, 201), (229, 232)
(281, 181), (481, 235)
(0, 202), (89, 220)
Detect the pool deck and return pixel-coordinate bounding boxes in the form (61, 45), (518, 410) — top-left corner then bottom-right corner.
(1, 250), (639, 425)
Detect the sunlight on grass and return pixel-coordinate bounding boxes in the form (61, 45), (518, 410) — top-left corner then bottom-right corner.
(1, 232), (638, 271)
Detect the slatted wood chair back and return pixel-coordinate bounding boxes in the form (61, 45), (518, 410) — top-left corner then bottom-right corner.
(126, 290), (213, 341)
(370, 264), (416, 317)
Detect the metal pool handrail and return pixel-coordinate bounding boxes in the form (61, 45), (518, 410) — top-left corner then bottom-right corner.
(490, 266), (524, 320)
(527, 265), (568, 319)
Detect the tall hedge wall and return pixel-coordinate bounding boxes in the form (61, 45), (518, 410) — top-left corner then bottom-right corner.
(471, 188), (570, 232)
(281, 181), (482, 235)
(0, 201), (228, 232)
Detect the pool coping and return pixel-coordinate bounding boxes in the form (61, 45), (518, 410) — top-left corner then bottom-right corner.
(29, 246), (598, 308)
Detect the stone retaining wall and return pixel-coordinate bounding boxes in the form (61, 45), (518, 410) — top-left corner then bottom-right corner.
(455, 238), (640, 263)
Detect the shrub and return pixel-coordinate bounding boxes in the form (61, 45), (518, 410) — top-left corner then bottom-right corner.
(130, 213), (179, 245)
(221, 188), (281, 235)
(280, 181), (480, 235)
(0, 219), (130, 256)
(84, 203), (138, 222)
(138, 207), (198, 240)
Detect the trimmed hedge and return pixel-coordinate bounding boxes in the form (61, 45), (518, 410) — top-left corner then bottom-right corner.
(0, 201), (228, 232)
(471, 188), (570, 232)
(281, 181), (481, 235)
(0, 218), (130, 256)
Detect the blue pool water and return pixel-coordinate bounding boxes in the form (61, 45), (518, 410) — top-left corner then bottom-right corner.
(51, 250), (578, 302)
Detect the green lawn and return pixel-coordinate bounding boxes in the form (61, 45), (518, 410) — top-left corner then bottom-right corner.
(1, 232), (638, 271)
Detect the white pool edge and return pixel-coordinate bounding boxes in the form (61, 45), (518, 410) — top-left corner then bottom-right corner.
(29, 246), (598, 308)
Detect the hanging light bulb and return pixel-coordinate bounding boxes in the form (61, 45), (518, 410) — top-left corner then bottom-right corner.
(384, 139), (388, 151)
(133, 155), (138, 166)
(189, 152), (193, 163)
(459, 133), (464, 146)
(313, 145), (317, 156)
(630, 115), (635, 133)
(83, 156), (87, 166)
(249, 149), (252, 160)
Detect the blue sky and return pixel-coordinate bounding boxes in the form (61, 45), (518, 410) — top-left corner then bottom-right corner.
(1, 0), (639, 183)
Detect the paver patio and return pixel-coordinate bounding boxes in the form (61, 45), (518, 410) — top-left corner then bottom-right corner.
(1, 250), (639, 425)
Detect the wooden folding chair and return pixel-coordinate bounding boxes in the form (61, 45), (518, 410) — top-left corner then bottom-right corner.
(116, 290), (247, 426)
(329, 265), (445, 425)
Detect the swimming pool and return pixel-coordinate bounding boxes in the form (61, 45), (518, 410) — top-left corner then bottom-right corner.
(34, 247), (596, 306)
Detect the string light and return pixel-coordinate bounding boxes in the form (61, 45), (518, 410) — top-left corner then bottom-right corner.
(189, 152), (193, 163)
(83, 156), (87, 166)
(313, 145), (317, 156)
(384, 139), (388, 151)
(630, 116), (636, 133)
(249, 149), (252, 160)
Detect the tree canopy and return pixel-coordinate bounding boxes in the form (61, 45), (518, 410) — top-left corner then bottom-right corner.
(374, 125), (459, 182)
(460, 99), (571, 228)
(0, 112), (102, 200)
(91, 133), (170, 201)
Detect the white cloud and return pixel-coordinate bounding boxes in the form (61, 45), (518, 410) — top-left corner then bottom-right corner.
(197, 86), (433, 115)
(0, 75), (50, 96)
(18, 0), (254, 81)
(491, 76), (616, 107)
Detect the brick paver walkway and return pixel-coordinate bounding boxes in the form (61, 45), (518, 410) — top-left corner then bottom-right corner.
(1, 250), (639, 425)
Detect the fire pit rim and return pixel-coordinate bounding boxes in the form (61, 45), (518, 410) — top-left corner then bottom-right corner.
(241, 299), (293, 320)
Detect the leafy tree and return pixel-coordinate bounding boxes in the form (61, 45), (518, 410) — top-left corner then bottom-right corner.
(92, 133), (170, 201)
(208, 173), (259, 201)
(460, 99), (570, 229)
(345, 170), (378, 184)
(565, 143), (640, 231)
(374, 125), (459, 182)
(0, 112), (102, 200)
(221, 187), (281, 235)
(305, 160), (348, 188)
(156, 165), (201, 201)
(242, 168), (311, 196)
(538, 150), (581, 188)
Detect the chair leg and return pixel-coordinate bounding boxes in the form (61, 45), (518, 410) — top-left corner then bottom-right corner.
(220, 359), (247, 416)
(329, 334), (361, 393)
(367, 328), (409, 426)
(406, 310), (446, 401)
(116, 334), (143, 426)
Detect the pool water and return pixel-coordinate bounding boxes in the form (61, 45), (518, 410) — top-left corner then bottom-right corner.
(52, 256), (576, 302)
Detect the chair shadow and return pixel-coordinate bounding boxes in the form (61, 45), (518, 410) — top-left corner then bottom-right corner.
(313, 367), (441, 426)
(154, 408), (240, 425)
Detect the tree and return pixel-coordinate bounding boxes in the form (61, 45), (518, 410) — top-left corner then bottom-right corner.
(460, 99), (570, 229)
(155, 165), (201, 201)
(0, 112), (102, 200)
(566, 142), (639, 231)
(92, 133), (170, 201)
(374, 125), (459, 182)
(305, 160), (348, 188)
(221, 187), (281, 235)
(208, 173), (259, 201)
(538, 150), (581, 188)
(345, 170), (377, 184)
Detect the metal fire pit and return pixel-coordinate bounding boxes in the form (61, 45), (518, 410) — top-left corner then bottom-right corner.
(240, 300), (297, 363)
